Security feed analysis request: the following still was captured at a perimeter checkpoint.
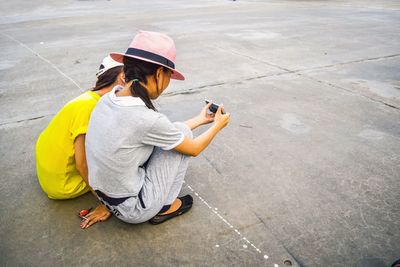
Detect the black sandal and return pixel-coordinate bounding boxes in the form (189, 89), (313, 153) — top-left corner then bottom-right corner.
(148, 195), (193, 225)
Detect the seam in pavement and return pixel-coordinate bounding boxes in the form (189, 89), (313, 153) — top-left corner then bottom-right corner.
(184, 182), (275, 264)
(254, 212), (303, 267)
(165, 70), (400, 112)
(0, 114), (48, 126)
(0, 32), (84, 92)
(294, 53), (400, 72)
(3, 32), (398, 128)
(214, 44), (400, 73)
(0, 114), (51, 127)
(162, 71), (289, 97)
(208, 46), (400, 111)
(5, 62), (398, 126)
(302, 74), (400, 111)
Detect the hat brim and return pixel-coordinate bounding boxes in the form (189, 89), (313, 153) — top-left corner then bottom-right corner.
(110, 52), (185, 81)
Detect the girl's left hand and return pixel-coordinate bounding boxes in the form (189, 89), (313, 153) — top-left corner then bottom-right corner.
(80, 204), (112, 229)
(197, 102), (215, 125)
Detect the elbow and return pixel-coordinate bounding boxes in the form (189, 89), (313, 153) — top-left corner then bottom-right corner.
(191, 151), (200, 157)
(76, 162), (87, 176)
(183, 151), (198, 157)
(190, 146), (202, 157)
(183, 148), (200, 157)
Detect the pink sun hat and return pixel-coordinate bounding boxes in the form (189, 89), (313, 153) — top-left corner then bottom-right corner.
(110, 31), (185, 80)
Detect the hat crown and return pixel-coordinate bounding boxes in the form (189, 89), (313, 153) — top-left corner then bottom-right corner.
(109, 30), (185, 80)
(96, 55), (123, 78)
(130, 31), (176, 63)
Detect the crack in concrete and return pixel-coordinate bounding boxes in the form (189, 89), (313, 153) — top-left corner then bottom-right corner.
(170, 46), (400, 111)
(0, 113), (54, 127)
(215, 44), (400, 74)
(163, 82), (227, 97)
(162, 70), (292, 97)
(295, 53), (400, 73)
(2, 32), (398, 127)
(282, 245), (305, 267)
(304, 74), (400, 111)
(202, 154), (223, 175)
(253, 212), (303, 267)
(164, 69), (400, 111)
(3, 64), (398, 127)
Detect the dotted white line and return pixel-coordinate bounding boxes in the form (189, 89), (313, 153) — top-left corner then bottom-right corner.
(186, 184), (278, 265)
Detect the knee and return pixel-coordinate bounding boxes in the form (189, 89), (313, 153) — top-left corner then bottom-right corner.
(173, 122), (193, 139)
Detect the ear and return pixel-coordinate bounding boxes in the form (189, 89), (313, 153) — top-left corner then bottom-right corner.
(156, 66), (164, 80)
(156, 66), (164, 85)
(118, 72), (126, 85)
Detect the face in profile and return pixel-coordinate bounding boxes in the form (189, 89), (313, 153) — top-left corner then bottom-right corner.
(149, 68), (172, 99)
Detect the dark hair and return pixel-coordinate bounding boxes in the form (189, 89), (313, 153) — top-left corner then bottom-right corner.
(92, 66), (123, 91)
(123, 57), (167, 111)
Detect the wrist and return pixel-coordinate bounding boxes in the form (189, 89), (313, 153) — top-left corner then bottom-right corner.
(211, 123), (222, 132)
(194, 115), (205, 126)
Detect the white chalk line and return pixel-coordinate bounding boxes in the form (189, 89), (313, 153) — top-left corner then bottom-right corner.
(185, 182), (278, 266)
(1, 32), (83, 92)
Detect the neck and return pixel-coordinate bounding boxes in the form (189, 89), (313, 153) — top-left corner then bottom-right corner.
(116, 82), (135, 97)
(93, 84), (116, 96)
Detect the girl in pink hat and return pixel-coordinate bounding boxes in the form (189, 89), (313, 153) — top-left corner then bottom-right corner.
(82, 31), (230, 228)
(36, 56), (125, 223)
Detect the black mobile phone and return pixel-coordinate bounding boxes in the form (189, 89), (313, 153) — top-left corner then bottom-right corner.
(205, 99), (225, 114)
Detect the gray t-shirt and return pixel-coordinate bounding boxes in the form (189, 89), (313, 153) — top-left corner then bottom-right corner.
(86, 86), (184, 198)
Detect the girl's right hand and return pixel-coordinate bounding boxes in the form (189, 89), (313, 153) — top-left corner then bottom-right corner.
(214, 104), (230, 130)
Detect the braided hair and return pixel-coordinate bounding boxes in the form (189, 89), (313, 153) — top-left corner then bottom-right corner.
(123, 57), (167, 111)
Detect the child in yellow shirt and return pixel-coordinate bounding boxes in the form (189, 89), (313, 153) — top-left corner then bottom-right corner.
(36, 56), (125, 222)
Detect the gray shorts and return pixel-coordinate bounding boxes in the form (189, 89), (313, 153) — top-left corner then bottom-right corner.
(109, 122), (192, 224)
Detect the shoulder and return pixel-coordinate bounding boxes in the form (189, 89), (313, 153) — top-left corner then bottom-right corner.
(64, 91), (100, 112)
(147, 112), (177, 131)
(144, 110), (169, 124)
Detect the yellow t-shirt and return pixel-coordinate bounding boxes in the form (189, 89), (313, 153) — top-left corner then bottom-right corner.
(36, 91), (100, 199)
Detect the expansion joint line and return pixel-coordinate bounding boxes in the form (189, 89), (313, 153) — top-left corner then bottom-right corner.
(212, 45), (400, 111)
(304, 74), (400, 111)
(1, 32), (83, 92)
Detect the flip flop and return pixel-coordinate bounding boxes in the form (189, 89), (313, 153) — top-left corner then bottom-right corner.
(148, 195), (193, 225)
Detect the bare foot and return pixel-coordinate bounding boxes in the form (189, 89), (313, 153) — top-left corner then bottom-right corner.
(80, 204), (112, 229)
(159, 198), (182, 215)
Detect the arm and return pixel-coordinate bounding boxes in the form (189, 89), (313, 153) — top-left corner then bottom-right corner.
(175, 105), (230, 157)
(74, 134), (111, 229)
(74, 134), (89, 184)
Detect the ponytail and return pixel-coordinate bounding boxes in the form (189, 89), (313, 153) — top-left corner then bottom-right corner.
(123, 57), (165, 111)
(129, 79), (156, 111)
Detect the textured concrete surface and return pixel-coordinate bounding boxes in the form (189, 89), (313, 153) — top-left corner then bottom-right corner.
(1, 0), (399, 266)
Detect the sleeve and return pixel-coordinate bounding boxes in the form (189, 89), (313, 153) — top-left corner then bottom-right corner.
(70, 105), (93, 142)
(142, 114), (185, 150)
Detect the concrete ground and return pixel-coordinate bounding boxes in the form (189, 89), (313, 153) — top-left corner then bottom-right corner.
(1, 0), (399, 266)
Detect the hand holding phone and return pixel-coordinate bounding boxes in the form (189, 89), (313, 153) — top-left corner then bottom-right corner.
(205, 99), (225, 114)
